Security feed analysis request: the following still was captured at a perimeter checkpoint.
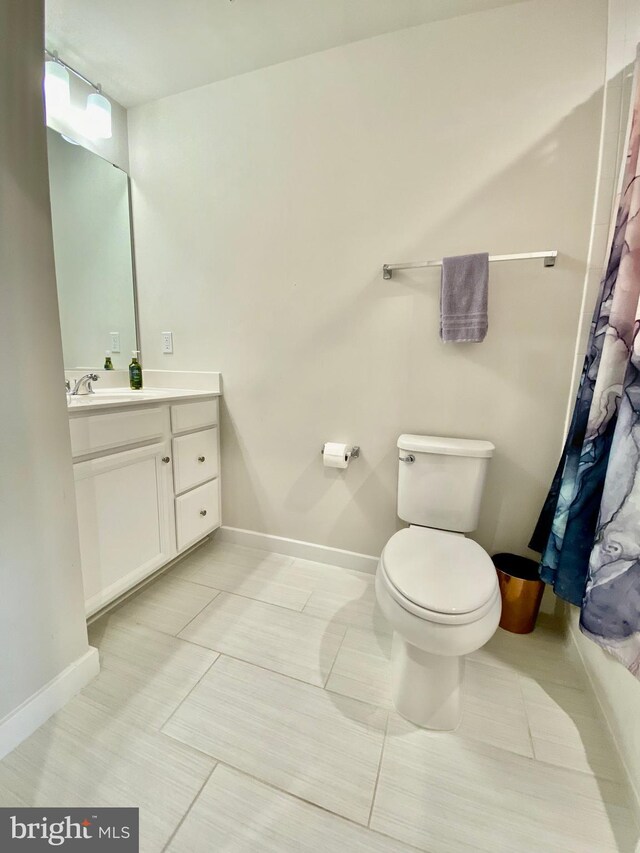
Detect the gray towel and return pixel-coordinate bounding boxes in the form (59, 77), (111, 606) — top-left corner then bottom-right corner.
(440, 252), (489, 343)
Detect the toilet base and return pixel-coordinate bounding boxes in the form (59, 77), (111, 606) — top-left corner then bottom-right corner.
(390, 633), (463, 730)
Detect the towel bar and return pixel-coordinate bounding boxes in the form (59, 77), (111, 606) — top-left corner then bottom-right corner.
(382, 250), (557, 279)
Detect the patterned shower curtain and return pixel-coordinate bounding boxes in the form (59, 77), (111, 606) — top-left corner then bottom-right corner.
(531, 48), (640, 676)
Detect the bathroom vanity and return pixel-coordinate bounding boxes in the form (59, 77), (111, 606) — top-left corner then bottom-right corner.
(68, 388), (221, 616)
(50, 122), (222, 617)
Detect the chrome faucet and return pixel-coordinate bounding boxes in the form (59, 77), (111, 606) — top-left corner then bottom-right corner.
(70, 373), (100, 395)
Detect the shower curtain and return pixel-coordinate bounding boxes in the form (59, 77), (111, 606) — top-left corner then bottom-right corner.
(531, 48), (640, 676)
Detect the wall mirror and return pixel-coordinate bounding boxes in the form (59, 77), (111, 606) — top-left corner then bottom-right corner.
(47, 128), (138, 370)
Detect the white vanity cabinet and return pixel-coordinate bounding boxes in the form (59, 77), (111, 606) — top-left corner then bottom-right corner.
(69, 393), (221, 616)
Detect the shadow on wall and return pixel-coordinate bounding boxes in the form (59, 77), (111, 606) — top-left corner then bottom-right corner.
(221, 85), (604, 559)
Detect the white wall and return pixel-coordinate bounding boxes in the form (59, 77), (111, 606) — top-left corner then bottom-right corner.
(0, 1), (95, 742)
(129, 0), (606, 560)
(47, 128), (137, 369)
(566, 0), (640, 817)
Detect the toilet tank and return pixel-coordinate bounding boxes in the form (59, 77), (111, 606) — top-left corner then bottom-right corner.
(397, 434), (495, 532)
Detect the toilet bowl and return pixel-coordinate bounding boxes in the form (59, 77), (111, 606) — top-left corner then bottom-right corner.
(376, 527), (501, 729)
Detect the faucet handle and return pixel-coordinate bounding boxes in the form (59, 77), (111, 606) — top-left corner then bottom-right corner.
(70, 372), (100, 395)
(86, 373), (99, 393)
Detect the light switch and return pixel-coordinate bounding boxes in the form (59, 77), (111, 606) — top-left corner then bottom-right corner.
(161, 331), (174, 354)
(110, 332), (120, 353)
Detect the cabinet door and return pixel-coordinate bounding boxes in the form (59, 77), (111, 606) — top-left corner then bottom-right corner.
(74, 441), (176, 616)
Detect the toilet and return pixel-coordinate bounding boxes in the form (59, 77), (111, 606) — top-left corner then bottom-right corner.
(375, 434), (501, 731)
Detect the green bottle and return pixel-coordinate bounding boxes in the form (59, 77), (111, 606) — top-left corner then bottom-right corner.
(104, 350), (114, 370)
(129, 350), (143, 390)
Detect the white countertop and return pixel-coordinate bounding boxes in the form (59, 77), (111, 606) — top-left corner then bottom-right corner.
(67, 387), (219, 414)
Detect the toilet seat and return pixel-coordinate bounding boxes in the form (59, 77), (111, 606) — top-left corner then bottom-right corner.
(380, 527), (499, 625)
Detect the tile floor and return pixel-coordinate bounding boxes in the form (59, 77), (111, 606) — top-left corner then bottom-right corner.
(0, 538), (638, 852)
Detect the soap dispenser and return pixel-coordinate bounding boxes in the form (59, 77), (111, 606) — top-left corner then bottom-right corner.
(129, 350), (143, 390)
(104, 350), (114, 370)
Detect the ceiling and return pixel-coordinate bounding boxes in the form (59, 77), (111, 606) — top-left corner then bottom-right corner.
(46, 0), (524, 108)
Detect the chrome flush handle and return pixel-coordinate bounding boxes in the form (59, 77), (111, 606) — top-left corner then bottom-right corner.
(399, 454), (415, 464)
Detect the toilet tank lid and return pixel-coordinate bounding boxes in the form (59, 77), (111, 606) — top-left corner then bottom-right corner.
(397, 434), (495, 458)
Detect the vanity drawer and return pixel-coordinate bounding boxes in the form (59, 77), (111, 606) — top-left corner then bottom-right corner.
(175, 480), (220, 551)
(172, 428), (219, 494)
(69, 407), (167, 458)
(171, 399), (218, 434)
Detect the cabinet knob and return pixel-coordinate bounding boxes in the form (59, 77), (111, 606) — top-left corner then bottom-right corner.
(198, 455), (206, 462)
(200, 509), (207, 517)
(162, 456), (171, 463)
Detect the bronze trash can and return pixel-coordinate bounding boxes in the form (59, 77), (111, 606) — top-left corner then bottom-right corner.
(492, 553), (545, 634)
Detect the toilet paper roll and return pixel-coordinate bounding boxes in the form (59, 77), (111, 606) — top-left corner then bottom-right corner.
(323, 442), (350, 469)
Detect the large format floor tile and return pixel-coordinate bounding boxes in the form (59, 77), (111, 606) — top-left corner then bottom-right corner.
(468, 619), (586, 689)
(168, 764), (414, 852)
(176, 546), (382, 627)
(520, 675), (623, 781)
(162, 656), (387, 825)
(1, 541), (636, 853)
(178, 592), (346, 686)
(327, 627), (533, 757)
(371, 714), (638, 853)
(85, 620), (218, 729)
(303, 586), (388, 632)
(191, 540), (295, 570)
(174, 554), (312, 611)
(105, 573), (220, 635)
(294, 559), (386, 632)
(458, 659), (533, 757)
(290, 558), (376, 594)
(0, 696), (215, 853)
(326, 626), (393, 708)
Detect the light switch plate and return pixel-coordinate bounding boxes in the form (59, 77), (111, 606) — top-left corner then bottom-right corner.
(161, 331), (173, 354)
(110, 332), (121, 353)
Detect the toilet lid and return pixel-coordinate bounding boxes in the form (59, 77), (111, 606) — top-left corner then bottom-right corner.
(381, 528), (498, 614)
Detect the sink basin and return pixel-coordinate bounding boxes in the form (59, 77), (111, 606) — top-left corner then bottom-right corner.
(66, 387), (216, 410)
(68, 394), (135, 406)
(67, 388), (166, 406)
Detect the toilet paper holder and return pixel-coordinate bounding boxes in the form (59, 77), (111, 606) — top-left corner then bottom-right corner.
(320, 444), (360, 459)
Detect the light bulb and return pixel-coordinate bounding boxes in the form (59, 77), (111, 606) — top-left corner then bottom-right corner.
(85, 92), (112, 139)
(44, 60), (70, 120)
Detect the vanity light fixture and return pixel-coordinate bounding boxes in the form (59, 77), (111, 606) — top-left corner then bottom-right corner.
(43, 50), (112, 140)
(44, 59), (70, 120)
(85, 90), (112, 139)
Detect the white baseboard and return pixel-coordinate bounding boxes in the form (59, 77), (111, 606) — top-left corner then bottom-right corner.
(0, 646), (100, 760)
(216, 526), (379, 574)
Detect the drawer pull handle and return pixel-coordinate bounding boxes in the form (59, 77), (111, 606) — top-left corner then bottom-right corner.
(200, 509), (207, 517)
(198, 455), (206, 462)
(162, 456), (171, 463)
